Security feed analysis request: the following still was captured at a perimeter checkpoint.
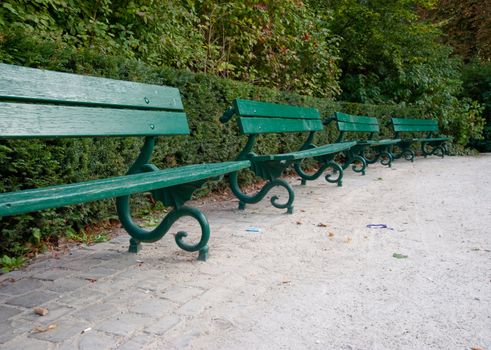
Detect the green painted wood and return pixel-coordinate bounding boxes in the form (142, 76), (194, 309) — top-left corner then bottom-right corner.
(361, 139), (401, 146)
(0, 103), (189, 138)
(391, 117), (439, 132)
(335, 112), (378, 125)
(234, 99), (320, 119)
(0, 63), (183, 110)
(337, 121), (380, 133)
(0, 160), (251, 216)
(392, 118), (437, 126)
(238, 116), (323, 134)
(252, 141), (356, 161)
(413, 137), (450, 142)
(393, 124), (439, 132)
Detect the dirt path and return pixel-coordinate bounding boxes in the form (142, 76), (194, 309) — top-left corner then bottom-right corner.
(1, 154), (490, 350)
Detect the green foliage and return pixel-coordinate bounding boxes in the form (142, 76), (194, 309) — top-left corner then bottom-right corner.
(317, 0), (463, 105)
(1, 255), (25, 273)
(0, 0), (340, 97)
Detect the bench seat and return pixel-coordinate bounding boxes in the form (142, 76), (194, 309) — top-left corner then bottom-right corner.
(0, 63), (253, 261)
(358, 139), (401, 147)
(0, 161), (250, 217)
(325, 112), (398, 171)
(252, 141), (356, 162)
(220, 99), (355, 213)
(391, 117), (451, 161)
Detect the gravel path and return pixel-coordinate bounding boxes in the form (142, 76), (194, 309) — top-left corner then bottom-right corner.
(0, 154), (490, 349)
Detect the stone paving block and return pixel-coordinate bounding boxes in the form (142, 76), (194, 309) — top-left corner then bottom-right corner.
(96, 255), (139, 269)
(117, 333), (152, 350)
(72, 302), (122, 322)
(161, 285), (205, 304)
(76, 266), (120, 280)
(31, 268), (74, 281)
(0, 322), (17, 344)
(45, 277), (90, 293)
(129, 297), (178, 318)
(79, 330), (120, 350)
(2, 336), (55, 350)
(0, 305), (23, 322)
(0, 278), (44, 296)
(144, 315), (182, 336)
(29, 317), (87, 342)
(56, 287), (105, 307)
(176, 287), (231, 316)
(91, 249), (126, 261)
(6, 290), (59, 308)
(20, 302), (74, 325)
(95, 312), (153, 336)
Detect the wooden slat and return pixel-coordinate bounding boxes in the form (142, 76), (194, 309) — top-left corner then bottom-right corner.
(238, 117), (323, 134)
(335, 112), (378, 125)
(392, 117), (439, 132)
(362, 139), (401, 146)
(392, 118), (437, 126)
(337, 121), (379, 133)
(0, 63), (183, 110)
(234, 99), (320, 120)
(393, 124), (439, 132)
(0, 103), (189, 138)
(252, 141), (356, 161)
(0, 160), (251, 216)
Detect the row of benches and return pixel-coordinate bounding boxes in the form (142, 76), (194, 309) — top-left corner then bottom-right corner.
(0, 64), (450, 261)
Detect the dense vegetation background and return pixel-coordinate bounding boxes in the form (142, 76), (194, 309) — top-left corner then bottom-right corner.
(0, 0), (489, 264)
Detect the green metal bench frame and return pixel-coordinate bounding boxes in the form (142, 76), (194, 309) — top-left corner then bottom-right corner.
(391, 117), (451, 161)
(220, 99), (355, 214)
(0, 64), (250, 261)
(325, 112), (401, 173)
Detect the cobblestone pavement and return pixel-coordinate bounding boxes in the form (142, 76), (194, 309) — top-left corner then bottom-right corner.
(1, 155), (490, 349)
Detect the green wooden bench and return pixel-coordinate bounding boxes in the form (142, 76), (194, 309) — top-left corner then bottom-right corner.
(220, 99), (356, 214)
(391, 117), (451, 161)
(0, 63), (251, 261)
(325, 112), (401, 173)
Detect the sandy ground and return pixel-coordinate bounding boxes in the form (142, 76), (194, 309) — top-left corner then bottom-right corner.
(144, 154), (491, 349)
(1, 154), (490, 350)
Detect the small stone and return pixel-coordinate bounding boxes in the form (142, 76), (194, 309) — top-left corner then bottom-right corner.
(33, 307), (49, 316)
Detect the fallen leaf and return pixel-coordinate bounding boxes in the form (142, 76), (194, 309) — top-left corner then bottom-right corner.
(33, 307), (48, 316)
(393, 253), (408, 259)
(296, 221), (302, 225)
(33, 324), (57, 333)
(328, 232), (335, 238)
(84, 278), (97, 283)
(317, 223), (328, 227)
(471, 347), (483, 350)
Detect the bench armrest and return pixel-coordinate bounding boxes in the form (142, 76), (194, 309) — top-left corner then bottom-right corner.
(219, 107), (236, 123)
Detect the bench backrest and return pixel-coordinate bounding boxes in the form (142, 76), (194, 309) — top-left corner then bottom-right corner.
(391, 117), (439, 133)
(334, 112), (380, 133)
(228, 99), (322, 134)
(0, 64), (189, 139)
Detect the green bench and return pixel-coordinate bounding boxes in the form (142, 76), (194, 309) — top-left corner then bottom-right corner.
(391, 117), (451, 161)
(220, 99), (356, 214)
(0, 63), (251, 261)
(325, 112), (401, 173)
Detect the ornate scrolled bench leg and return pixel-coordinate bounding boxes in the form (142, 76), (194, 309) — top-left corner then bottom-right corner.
(351, 155), (367, 175)
(294, 161), (330, 185)
(229, 171), (294, 214)
(379, 150), (393, 167)
(324, 161), (344, 187)
(402, 149), (415, 162)
(116, 195), (210, 261)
